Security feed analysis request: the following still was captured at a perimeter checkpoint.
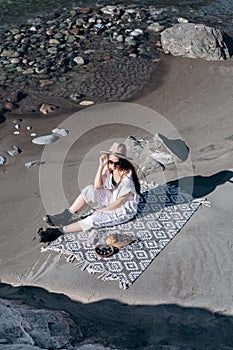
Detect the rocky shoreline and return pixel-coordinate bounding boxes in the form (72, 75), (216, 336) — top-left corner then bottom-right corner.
(0, 4), (166, 115)
(1, 2), (232, 116)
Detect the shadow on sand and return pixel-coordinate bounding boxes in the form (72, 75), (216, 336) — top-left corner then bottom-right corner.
(167, 170), (233, 199)
(137, 170), (233, 217)
(0, 282), (233, 349)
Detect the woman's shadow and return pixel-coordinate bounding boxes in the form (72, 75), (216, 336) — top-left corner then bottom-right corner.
(167, 170), (233, 198)
(137, 170), (233, 217)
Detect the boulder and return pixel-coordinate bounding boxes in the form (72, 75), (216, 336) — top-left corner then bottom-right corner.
(160, 23), (232, 60)
(125, 133), (189, 178)
(0, 298), (82, 349)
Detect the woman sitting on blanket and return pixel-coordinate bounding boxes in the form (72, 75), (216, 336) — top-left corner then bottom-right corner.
(39, 143), (141, 243)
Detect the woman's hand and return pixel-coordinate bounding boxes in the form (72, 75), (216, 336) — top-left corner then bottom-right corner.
(93, 209), (103, 215)
(99, 154), (108, 167)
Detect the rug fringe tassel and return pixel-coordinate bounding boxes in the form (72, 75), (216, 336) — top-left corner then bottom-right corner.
(193, 197), (212, 207)
(66, 255), (76, 263)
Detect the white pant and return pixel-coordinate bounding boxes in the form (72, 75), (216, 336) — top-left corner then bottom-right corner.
(78, 185), (136, 231)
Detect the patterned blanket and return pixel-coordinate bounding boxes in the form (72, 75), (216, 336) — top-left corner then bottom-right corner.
(41, 183), (202, 289)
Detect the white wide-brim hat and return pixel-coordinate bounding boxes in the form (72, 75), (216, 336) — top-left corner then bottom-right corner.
(100, 142), (133, 161)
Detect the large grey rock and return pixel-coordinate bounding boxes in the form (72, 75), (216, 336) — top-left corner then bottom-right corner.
(161, 23), (231, 60)
(125, 133), (189, 178)
(0, 298), (82, 349)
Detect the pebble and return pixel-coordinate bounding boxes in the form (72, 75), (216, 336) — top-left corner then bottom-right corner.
(10, 58), (20, 64)
(178, 17), (189, 23)
(73, 56), (85, 65)
(79, 100), (95, 106)
(7, 145), (21, 156)
(30, 133), (37, 137)
(26, 126), (32, 130)
(52, 128), (69, 136)
(0, 156), (7, 165)
(13, 118), (23, 124)
(130, 29), (143, 37)
(25, 160), (42, 168)
(40, 103), (58, 114)
(147, 23), (165, 32)
(5, 102), (16, 110)
(32, 134), (59, 145)
(14, 131), (20, 135)
(23, 68), (34, 75)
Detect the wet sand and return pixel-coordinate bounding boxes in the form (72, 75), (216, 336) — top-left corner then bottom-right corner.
(0, 54), (233, 348)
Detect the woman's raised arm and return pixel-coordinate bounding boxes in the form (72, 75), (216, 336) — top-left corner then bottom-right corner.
(94, 154), (108, 189)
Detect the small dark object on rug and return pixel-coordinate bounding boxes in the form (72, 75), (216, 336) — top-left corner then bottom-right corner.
(94, 244), (115, 258)
(37, 227), (63, 243)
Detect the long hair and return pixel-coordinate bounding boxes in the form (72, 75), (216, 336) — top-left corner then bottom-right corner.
(118, 158), (141, 195)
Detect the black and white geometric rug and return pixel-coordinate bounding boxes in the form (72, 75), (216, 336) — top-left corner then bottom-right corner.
(41, 183), (202, 289)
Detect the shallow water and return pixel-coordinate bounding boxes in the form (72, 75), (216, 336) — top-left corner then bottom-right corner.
(0, 0), (233, 34)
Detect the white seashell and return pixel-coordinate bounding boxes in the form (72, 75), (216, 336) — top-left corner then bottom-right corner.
(0, 155), (7, 165)
(52, 128), (69, 137)
(32, 134), (59, 145)
(79, 100), (95, 106)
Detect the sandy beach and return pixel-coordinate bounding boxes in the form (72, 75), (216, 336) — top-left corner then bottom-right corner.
(1, 49), (233, 348)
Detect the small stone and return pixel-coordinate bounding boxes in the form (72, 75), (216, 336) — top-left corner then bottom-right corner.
(95, 23), (105, 30)
(101, 6), (117, 15)
(49, 38), (60, 46)
(79, 7), (91, 14)
(27, 126), (32, 130)
(76, 18), (84, 27)
(14, 131), (20, 135)
(116, 35), (124, 42)
(147, 23), (165, 32)
(13, 118), (23, 124)
(30, 133), (37, 137)
(103, 55), (111, 61)
(47, 47), (57, 54)
(0, 156), (7, 165)
(32, 134), (59, 145)
(10, 58), (20, 64)
(23, 68), (34, 75)
(40, 103), (58, 114)
(129, 53), (137, 58)
(79, 100), (95, 106)
(52, 128), (69, 136)
(84, 49), (95, 54)
(1, 49), (19, 58)
(25, 160), (42, 168)
(15, 124), (20, 130)
(178, 17), (189, 23)
(130, 29), (143, 37)
(14, 33), (22, 40)
(69, 93), (84, 102)
(7, 145), (21, 156)
(7, 92), (23, 103)
(73, 56), (85, 65)
(5, 102), (16, 111)
(70, 27), (79, 35)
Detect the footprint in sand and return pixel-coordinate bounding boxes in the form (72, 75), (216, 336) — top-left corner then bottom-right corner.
(193, 136), (233, 162)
